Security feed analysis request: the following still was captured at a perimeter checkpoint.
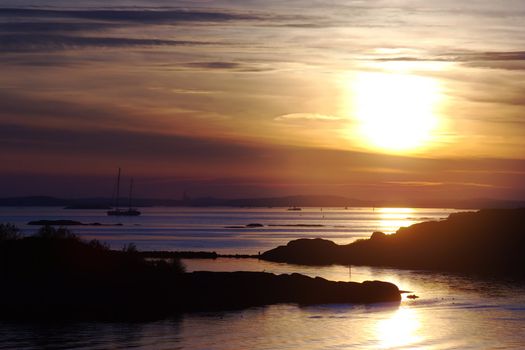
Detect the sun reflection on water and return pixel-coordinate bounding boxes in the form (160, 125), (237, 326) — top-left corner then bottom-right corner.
(375, 208), (417, 234)
(376, 307), (422, 349)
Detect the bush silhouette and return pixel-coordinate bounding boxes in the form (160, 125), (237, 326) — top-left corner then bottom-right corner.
(0, 223), (22, 241)
(34, 225), (79, 240)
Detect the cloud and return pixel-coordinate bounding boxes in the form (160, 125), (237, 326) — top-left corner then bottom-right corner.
(0, 123), (263, 163)
(384, 181), (443, 187)
(185, 61), (240, 69)
(0, 34), (214, 52)
(463, 60), (525, 71)
(0, 53), (84, 67)
(373, 50), (525, 70)
(179, 61), (271, 72)
(1, 121), (524, 199)
(0, 8), (263, 24)
(3, 121), (524, 172)
(0, 91), (143, 127)
(0, 7), (276, 54)
(168, 88), (216, 95)
(0, 21), (120, 33)
(274, 113), (343, 121)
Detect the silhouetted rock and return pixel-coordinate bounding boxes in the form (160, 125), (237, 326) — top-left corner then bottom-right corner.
(261, 208), (525, 277)
(370, 231), (386, 240)
(0, 230), (400, 320)
(262, 238), (341, 265)
(28, 219), (84, 226)
(176, 272), (400, 311)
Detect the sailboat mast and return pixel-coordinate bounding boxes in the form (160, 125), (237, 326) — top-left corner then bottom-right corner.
(115, 167), (121, 210)
(128, 178), (134, 209)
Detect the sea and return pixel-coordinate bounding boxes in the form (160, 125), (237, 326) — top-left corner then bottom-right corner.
(1, 207), (524, 349)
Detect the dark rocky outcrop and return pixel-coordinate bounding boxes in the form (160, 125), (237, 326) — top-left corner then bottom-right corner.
(370, 231), (387, 240)
(261, 208), (525, 277)
(0, 233), (400, 320)
(28, 219), (84, 226)
(262, 238), (340, 265)
(177, 272), (400, 311)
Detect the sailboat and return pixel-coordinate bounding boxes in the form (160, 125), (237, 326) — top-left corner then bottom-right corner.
(107, 168), (141, 216)
(287, 206), (302, 211)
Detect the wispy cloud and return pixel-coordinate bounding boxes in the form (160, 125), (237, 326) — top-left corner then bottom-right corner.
(0, 8), (264, 24)
(1, 1), (525, 199)
(275, 113), (343, 121)
(372, 50), (525, 70)
(384, 181), (443, 187)
(0, 21), (119, 33)
(0, 34), (215, 52)
(180, 61), (271, 72)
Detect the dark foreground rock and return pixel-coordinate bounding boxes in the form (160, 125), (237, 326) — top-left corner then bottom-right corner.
(177, 272), (400, 311)
(261, 208), (525, 276)
(28, 219), (85, 225)
(0, 234), (400, 320)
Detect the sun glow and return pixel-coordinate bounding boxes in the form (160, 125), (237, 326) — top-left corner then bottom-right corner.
(376, 307), (422, 348)
(351, 72), (441, 153)
(376, 207), (416, 233)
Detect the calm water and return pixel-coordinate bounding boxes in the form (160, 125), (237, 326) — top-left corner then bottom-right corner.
(1, 207), (524, 349)
(1, 206), (454, 254)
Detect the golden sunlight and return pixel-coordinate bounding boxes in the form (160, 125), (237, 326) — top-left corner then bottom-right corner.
(376, 207), (416, 234)
(351, 72), (441, 153)
(376, 307), (422, 348)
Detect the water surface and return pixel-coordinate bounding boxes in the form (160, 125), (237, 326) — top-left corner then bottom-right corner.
(1, 206), (456, 254)
(1, 207), (524, 349)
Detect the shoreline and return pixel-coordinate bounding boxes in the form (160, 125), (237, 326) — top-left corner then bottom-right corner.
(260, 208), (525, 277)
(0, 226), (401, 321)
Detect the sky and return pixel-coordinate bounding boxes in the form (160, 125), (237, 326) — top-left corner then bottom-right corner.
(1, 0), (525, 201)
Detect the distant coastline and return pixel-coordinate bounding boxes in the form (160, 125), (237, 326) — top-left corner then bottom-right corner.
(1, 195), (524, 209)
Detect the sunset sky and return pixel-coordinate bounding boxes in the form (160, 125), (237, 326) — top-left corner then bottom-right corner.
(1, 0), (525, 200)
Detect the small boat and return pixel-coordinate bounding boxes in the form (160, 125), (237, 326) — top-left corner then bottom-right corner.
(107, 168), (141, 216)
(287, 206), (302, 211)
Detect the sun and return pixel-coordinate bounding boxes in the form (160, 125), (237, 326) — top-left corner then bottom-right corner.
(351, 72), (441, 153)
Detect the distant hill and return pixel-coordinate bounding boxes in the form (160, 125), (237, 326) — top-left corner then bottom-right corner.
(0, 196), (69, 206)
(0, 195), (524, 209)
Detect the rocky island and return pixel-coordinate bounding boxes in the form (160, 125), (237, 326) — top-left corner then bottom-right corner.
(0, 224), (400, 320)
(261, 208), (525, 276)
